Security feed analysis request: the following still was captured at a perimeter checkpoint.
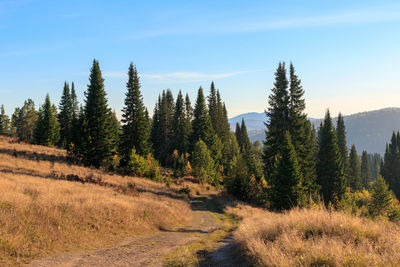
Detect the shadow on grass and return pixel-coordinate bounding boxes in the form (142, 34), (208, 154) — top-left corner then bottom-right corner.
(0, 148), (67, 164)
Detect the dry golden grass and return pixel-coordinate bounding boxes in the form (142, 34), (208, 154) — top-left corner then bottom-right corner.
(0, 136), (194, 265)
(230, 204), (400, 266)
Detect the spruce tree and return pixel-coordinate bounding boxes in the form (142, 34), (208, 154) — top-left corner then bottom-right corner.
(58, 82), (73, 148)
(120, 63), (150, 167)
(12, 99), (37, 142)
(240, 119), (263, 178)
(190, 87), (214, 151)
(270, 131), (302, 210)
(34, 94), (60, 146)
(185, 93), (193, 121)
(316, 110), (346, 205)
(191, 139), (215, 184)
(208, 81), (218, 131)
(220, 102), (231, 142)
(81, 59), (115, 167)
(336, 113), (350, 179)
(288, 63), (318, 199)
(0, 105), (10, 136)
(369, 175), (392, 217)
(235, 122), (241, 147)
(151, 90), (174, 164)
(264, 62), (290, 177)
(349, 145), (362, 191)
(172, 91), (190, 154)
(381, 132), (400, 198)
(70, 82), (79, 119)
(361, 150), (372, 188)
(151, 95), (162, 159)
(109, 111), (121, 156)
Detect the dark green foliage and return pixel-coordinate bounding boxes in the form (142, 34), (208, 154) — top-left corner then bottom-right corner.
(80, 59), (116, 167)
(288, 64), (318, 200)
(264, 62), (290, 175)
(368, 153), (382, 180)
(225, 154), (250, 201)
(172, 91), (191, 155)
(264, 62), (318, 206)
(208, 82), (230, 143)
(336, 113), (350, 179)
(34, 94), (60, 146)
(70, 82), (79, 118)
(300, 120), (319, 198)
(369, 175), (393, 217)
(316, 110), (346, 205)
(11, 99), (37, 142)
(238, 119), (263, 178)
(361, 150), (372, 188)
(190, 87), (214, 151)
(221, 132), (240, 177)
(120, 63), (151, 168)
(0, 105), (10, 136)
(191, 140), (215, 184)
(208, 82), (218, 131)
(349, 145), (362, 191)
(58, 82), (73, 148)
(381, 132), (400, 199)
(151, 90), (174, 164)
(109, 111), (121, 155)
(269, 132), (302, 210)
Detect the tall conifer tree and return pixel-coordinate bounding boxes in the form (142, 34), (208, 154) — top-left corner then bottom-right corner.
(264, 62), (290, 176)
(172, 91), (190, 154)
(381, 132), (400, 198)
(190, 87), (214, 150)
(316, 110), (346, 205)
(0, 105), (10, 136)
(270, 131), (302, 210)
(336, 113), (350, 178)
(58, 82), (73, 147)
(34, 94), (60, 146)
(81, 59), (115, 167)
(349, 144), (362, 190)
(120, 63), (150, 167)
(361, 150), (372, 188)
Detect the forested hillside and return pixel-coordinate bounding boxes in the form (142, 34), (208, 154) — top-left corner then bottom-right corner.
(230, 108), (400, 154)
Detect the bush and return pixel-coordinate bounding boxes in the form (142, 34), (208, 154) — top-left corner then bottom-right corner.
(369, 176), (392, 217)
(172, 150), (191, 178)
(146, 154), (161, 181)
(191, 140), (215, 184)
(126, 148), (149, 176)
(338, 188), (371, 216)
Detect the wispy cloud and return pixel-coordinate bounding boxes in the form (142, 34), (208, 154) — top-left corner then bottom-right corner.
(103, 70), (263, 83)
(134, 3), (400, 39)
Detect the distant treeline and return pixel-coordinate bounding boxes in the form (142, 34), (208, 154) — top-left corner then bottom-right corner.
(0, 60), (397, 216)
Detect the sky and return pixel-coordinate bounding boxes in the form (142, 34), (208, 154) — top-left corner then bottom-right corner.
(1, 0), (400, 119)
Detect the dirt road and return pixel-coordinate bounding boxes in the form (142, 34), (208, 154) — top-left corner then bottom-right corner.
(28, 195), (239, 267)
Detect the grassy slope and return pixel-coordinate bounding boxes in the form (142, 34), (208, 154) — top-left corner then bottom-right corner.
(228, 204), (400, 266)
(0, 136), (200, 265)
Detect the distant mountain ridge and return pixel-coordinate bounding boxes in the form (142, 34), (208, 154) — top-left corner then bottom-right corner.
(229, 108), (400, 154)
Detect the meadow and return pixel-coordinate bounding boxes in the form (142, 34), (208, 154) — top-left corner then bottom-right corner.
(0, 136), (197, 265)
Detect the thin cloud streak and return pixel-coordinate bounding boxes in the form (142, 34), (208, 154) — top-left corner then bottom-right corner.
(103, 69), (264, 83)
(134, 4), (400, 39)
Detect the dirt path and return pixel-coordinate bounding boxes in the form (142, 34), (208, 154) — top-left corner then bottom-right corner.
(28, 195), (235, 267)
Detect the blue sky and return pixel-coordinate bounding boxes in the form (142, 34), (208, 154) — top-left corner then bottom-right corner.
(1, 0), (400, 118)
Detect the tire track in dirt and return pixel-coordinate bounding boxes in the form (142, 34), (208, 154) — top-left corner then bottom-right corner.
(27, 195), (225, 267)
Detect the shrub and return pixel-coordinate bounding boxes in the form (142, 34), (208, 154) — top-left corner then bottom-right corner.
(191, 140), (215, 184)
(126, 148), (149, 176)
(146, 154), (161, 181)
(369, 175), (392, 217)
